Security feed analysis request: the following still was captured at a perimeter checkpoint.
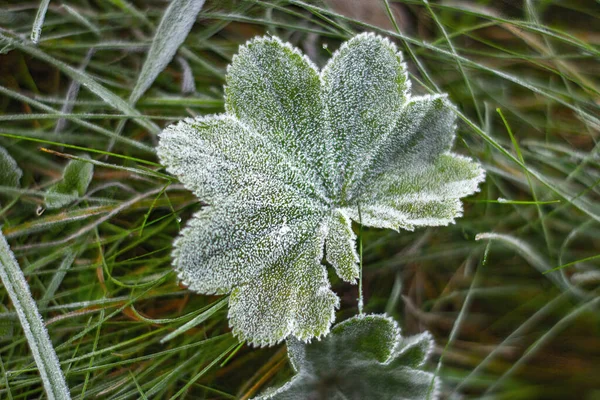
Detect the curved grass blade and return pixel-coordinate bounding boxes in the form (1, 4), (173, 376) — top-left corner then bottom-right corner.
(0, 230), (71, 400)
(39, 250), (77, 309)
(160, 297), (227, 343)
(475, 232), (584, 299)
(0, 85), (155, 153)
(55, 49), (94, 134)
(0, 31), (160, 135)
(129, 0), (205, 104)
(484, 296), (600, 396)
(31, 0), (51, 43)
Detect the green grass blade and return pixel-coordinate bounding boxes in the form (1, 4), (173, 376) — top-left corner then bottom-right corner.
(160, 297), (228, 343)
(0, 230), (71, 400)
(475, 232), (577, 297)
(129, 0), (206, 104)
(484, 297), (600, 396)
(31, 0), (51, 43)
(0, 85), (154, 153)
(39, 251), (77, 309)
(0, 32), (160, 136)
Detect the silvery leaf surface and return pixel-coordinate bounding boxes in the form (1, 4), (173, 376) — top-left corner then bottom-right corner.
(157, 33), (485, 346)
(255, 314), (439, 400)
(45, 157), (93, 210)
(0, 146), (22, 188)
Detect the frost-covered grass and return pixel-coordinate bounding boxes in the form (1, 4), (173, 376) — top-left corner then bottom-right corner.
(0, 1), (599, 399)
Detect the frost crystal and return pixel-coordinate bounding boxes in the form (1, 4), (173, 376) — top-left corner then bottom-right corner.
(254, 314), (440, 400)
(157, 33), (485, 346)
(0, 146), (22, 188)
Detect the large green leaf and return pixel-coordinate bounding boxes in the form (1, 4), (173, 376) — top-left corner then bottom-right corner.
(255, 314), (439, 400)
(158, 33), (485, 346)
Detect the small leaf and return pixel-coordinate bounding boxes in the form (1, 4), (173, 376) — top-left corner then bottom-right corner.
(255, 314), (439, 400)
(45, 157), (93, 209)
(158, 33), (485, 345)
(0, 146), (22, 188)
(129, 0), (206, 104)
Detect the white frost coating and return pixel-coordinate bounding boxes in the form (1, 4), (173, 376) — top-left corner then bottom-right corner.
(0, 146), (22, 188)
(228, 231), (339, 347)
(395, 331), (436, 369)
(225, 35), (332, 200)
(254, 314), (440, 399)
(45, 157), (94, 210)
(322, 32), (411, 199)
(278, 217), (291, 237)
(343, 153), (486, 231)
(0, 230), (71, 400)
(177, 56), (196, 94)
(129, 0), (205, 104)
(157, 33), (485, 346)
(31, 0), (51, 43)
(325, 209), (359, 283)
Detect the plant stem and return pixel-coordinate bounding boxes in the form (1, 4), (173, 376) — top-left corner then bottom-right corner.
(357, 203), (364, 315)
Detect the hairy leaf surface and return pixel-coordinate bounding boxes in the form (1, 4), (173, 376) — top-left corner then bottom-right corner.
(45, 157), (94, 210)
(0, 146), (22, 188)
(255, 314), (439, 400)
(158, 33), (485, 346)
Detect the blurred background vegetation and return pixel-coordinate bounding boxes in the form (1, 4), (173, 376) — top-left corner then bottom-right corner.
(0, 0), (599, 399)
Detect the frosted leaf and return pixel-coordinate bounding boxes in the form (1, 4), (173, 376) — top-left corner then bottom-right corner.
(45, 157), (94, 210)
(325, 209), (359, 283)
(157, 33), (485, 345)
(0, 146), (22, 188)
(158, 115), (327, 207)
(225, 36), (330, 196)
(394, 331), (436, 368)
(228, 230), (339, 346)
(254, 314), (440, 400)
(322, 33), (409, 199)
(342, 154), (485, 231)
